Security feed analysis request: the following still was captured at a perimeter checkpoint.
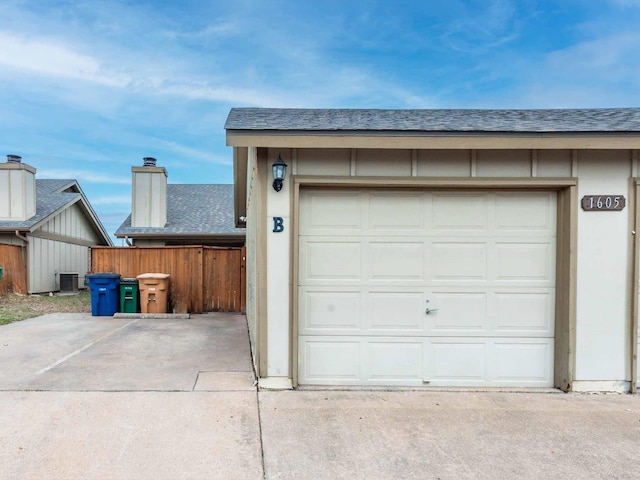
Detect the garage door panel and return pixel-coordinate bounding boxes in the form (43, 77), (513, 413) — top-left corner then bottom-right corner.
(300, 240), (362, 282)
(368, 292), (425, 331)
(300, 336), (426, 386)
(369, 242), (425, 280)
(298, 189), (557, 387)
(494, 292), (554, 335)
(495, 242), (555, 282)
(299, 288), (362, 333)
(298, 337), (554, 387)
(494, 341), (553, 384)
(300, 191), (362, 234)
(427, 341), (487, 384)
(300, 340), (362, 383)
(431, 242), (488, 281)
(426, 338), (554, 387)
(369, 192), (426, 230)
(427, 292), (488, 333)
(433, 193), (489, 232)
(495, 193), (556, 233)
(367, 342), (424, 382)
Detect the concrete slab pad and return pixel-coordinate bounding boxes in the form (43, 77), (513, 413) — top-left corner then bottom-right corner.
(195, 371), (257, 391)
(0, 314), (133, 386)
(259, 391), (640, 479)
(0, 312), (253, 391)
(0, 391), (263, 480)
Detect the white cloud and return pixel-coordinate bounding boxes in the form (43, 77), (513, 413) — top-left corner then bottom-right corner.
(441, 0), (521, 53)
(159, 84), (284, 107)
(489, 30), (640, 108)
(37, 169), (131, 185)
(158, 141), (232, 166)
(545, 31), (640, 81)
(0, 29), (299, 108)
(0, 33), (130, 87)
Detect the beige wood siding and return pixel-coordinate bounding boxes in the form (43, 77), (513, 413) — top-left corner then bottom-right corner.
(296, 149), (351, 176)
(294, 148), (576, 179)
(132, 239), (167, 247)
(0, 234), (26, 246)
(40, 203), (102, 242)
(355, 150), (413, 176)
(417, 150), (472, 177)
(537, 150), (573, 177)
(28, 238), (90, 293)
(476, 150), (532, 177)
(28, 203), (102, 293)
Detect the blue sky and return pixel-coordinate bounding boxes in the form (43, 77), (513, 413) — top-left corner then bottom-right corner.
(1, 0), (639, 242)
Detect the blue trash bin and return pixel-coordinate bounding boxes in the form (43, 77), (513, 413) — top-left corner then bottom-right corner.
(87, 273), (121, 316)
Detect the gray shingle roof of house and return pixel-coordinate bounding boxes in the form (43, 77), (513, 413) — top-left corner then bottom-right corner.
(0, 179), (81, 230)
(225, 108), (640, 133)
(116, 184), (245, 237)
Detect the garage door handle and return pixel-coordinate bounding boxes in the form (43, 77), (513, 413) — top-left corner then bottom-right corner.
(425, 308), (438, 314)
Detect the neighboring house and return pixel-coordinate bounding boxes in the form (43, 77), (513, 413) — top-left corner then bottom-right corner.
(0, 155), (112, 293)
(225, 107), (640, 393)
(115, 158), (245, 246)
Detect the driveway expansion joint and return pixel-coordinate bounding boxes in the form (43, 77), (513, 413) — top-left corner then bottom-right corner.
(114, 313), (190, 319)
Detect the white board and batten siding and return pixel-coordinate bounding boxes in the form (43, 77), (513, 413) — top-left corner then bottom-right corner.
(298, 189), (557, 387)
(29, 202), (102, 293)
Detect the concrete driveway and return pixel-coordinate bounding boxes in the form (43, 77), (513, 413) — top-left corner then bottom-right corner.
(1, 313), (640, 479)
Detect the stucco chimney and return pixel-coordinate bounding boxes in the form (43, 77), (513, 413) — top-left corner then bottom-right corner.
(131, 157), (167, 228)
(0, 154), (37, 221)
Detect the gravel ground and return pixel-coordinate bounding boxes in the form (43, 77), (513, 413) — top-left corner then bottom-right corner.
(0, 291), (91, 325)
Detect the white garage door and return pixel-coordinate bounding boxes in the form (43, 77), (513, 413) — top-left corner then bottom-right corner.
(298, 189), (557, 387)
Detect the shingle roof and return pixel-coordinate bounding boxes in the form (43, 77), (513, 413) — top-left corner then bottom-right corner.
(225, 108), (640, 133)
(0, 179), (80, 230)
(115, 184), (245, 237)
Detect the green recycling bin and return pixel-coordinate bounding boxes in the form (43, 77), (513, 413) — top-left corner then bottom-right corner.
(0, 266), (3, 281)
(119, 278), (139, 313)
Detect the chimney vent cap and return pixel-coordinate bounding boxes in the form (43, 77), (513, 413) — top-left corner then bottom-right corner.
(143, 157), (157, 167)
(7, 154), (22, 163)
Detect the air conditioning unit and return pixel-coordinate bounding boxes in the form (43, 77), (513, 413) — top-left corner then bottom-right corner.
(60, 273), (79, 293)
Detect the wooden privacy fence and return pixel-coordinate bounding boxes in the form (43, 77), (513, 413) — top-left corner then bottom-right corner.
(91, 246), (245, 314)
(0, 244), (27, 295)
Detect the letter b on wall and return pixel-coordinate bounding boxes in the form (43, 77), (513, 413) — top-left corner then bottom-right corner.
(273, 217), (284, 233)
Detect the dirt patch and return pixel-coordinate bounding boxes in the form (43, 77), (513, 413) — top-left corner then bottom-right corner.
(0, 291), (91, 325)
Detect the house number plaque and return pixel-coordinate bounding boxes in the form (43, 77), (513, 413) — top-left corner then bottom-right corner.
(581, 195), (625, 211)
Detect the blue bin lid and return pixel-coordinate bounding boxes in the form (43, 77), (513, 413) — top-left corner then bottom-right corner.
(87, 273), (121, 279)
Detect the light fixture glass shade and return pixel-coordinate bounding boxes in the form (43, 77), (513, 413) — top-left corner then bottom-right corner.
(272, 155), (287, 192)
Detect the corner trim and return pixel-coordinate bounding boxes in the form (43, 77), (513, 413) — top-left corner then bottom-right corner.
(571, 380), (631, 393)
(291, 175), (577, 390)
(258, 377), (293, 390)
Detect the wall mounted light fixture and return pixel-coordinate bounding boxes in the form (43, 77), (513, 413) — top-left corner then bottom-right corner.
(272, 155), (287, 192)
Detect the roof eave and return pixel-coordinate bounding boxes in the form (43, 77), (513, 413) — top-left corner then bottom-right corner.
(115, 232), (245, 239)
(0, 227), (30, 233)
(226, 130), (640, 149)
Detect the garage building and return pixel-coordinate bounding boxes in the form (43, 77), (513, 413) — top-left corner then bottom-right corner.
(225, 108), (640, 393)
